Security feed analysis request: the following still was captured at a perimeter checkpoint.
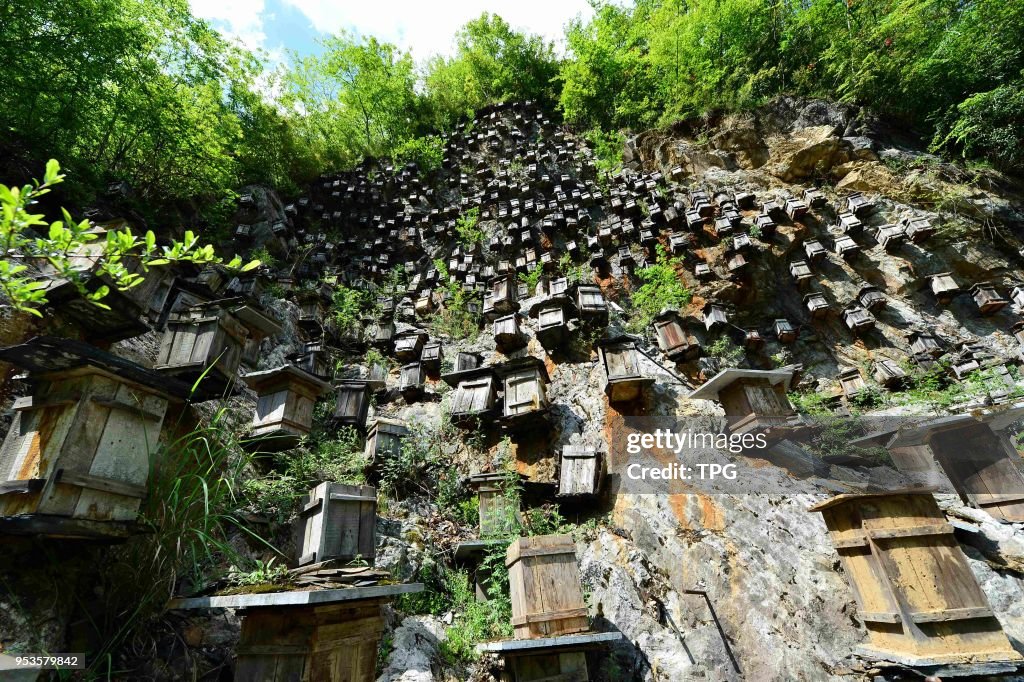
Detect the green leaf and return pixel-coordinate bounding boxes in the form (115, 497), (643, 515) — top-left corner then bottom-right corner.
(240, 259), (261, 272)
(44, 159), (61, 185)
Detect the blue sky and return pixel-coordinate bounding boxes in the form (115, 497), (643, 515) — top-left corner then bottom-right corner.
(189, 0), (594, 66)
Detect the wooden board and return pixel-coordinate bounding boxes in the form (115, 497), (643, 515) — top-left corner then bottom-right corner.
(816, 492), (1021, 664)
(507, 535), (589, 640)
(929, 422), (1024, 523)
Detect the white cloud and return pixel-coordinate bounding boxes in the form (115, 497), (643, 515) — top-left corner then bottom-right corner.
(189, 0), (270, 53)
(279, 0), (593, 62)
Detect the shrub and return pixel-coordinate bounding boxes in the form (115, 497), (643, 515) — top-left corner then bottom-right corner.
(627, 244), (690, 332)
(455, 207), (484, 245)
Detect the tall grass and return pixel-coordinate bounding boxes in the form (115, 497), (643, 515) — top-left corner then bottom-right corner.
(82, 406), (273, 678)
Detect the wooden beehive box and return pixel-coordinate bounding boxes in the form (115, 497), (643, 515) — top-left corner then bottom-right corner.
(790, 260), (813, 287)
(394, 330), (427, 362)
(907, 331), (943, 358)
(364, 418), (409, 473)
(445, 368), (500, 426)
(296, 482), (377, 565)
(873, 359), (907, 389)
(930, 273), (960, 304)
(487, 274), (520, 320)
(653, 310), (701, 361)
(507, 535), (589, 640)
(399, 362), (426, 401)
(530, 297), (575, 350)
(499, 357), (551, 429)
(838, 367), (866, 398)
(155, 304), (249, 398)
(837, 211), (862, 235)
(803, 187), (827, 208)
(290, 341), (333, 381)
(810, 491), (1022, 667)
(846, 192), (875, 217)
(856, 286), (886, 312)
(243, 366), (332, 450)
(842, 304), (875, 335)
(703, 302), (729, 331)
(467, 472), (518, 538)
(901, 216), (935, 243)
(232, 302), (283, 370)
(804, 292), (830, 319)
(970, 282), (1009, 315)
(0, 339), (182, 528)
(558, 445), (605, 498)
(890, 414), (1024, 523)
(420, 341), (443, 374)
(689, 368), (796, 435)
(494, 314), (528, 353)
(785, 197), (808, 221)
(598, 336), (654, 402)
(575, 285), (609, 326)
(774, 318), (797, 343)
(835, 235), (860, 260)
(333, 381), (371, 431)
(235, 597), (387, 682)
(875, 224), (906, 251)
(804, 240), (827, 264)
(754, 213), (776, 237)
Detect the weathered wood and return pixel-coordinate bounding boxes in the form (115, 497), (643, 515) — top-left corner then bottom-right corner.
(507, 535), (590, 640)
(597, 336), (654, 402)
(446, 368), (500, 426)
(689, 369), (796, 436)
(558, 446), (605, 498)
(653, 311), (701, 360)
(468, 472), (519, 538)
(494, 314), (529, 353)
(0, 363), (172, 525)
(155, 304), (248, 398)
(296, 482), (377, 565)
(364, 418), (409, 474)
(243, 366), (332, 450)
(499, 357), (551, 429)
(332, 381), (371, 431)
(810, 492), (1022, 666)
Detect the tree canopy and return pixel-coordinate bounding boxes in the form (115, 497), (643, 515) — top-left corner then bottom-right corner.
(1, 0), (1021, 226)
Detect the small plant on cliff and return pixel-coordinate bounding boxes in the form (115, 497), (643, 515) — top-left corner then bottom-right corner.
(454, 206), (484, 245)
(706, 337), (744, 368)
(331, 284), (369, 329)
(0, 160), (259, 315)
(431, 258), (481, 340)
(627, 244), (690, 333)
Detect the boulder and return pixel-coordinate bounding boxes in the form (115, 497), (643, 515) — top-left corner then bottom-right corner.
(766, 126), (852, 182)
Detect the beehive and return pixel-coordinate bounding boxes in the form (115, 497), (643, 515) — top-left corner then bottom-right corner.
(558, 445), (605, 498)
(804, 292), (830, 319)
(155, 304), (249, 398)
(333, 381), (371, 431)
(499, 357), (551, 429)
(970, 282), (1009, 315)
(399, 362), (426, 400)
(364, 418), (409, 474)
(774, 319), (797, 343)
(0, 338), (181, 529)
(445, 368), (500, 426)
(653, 310), (701, 361)
(689, 368), (796, 435)
(296, 482), (377, 566)
(494, 314), (529, 353)
(890, 414), (1024, 523)
(838, 367), (866, 398)
(598, 336), (654, 402)
(930, 273), (961, 304)
(575, 285), (609, 326)
(842, 304), (875, 335)
(530, 297), (575, 350)
(467, 472), (519, 538)
(507, 535), (590, 640)
(243, 366), (332, 450)
(857, 286), (887, 312)
(810, 491), (1022, 666)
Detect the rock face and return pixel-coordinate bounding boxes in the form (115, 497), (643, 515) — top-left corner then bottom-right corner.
(4, 96), (1024, 682)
